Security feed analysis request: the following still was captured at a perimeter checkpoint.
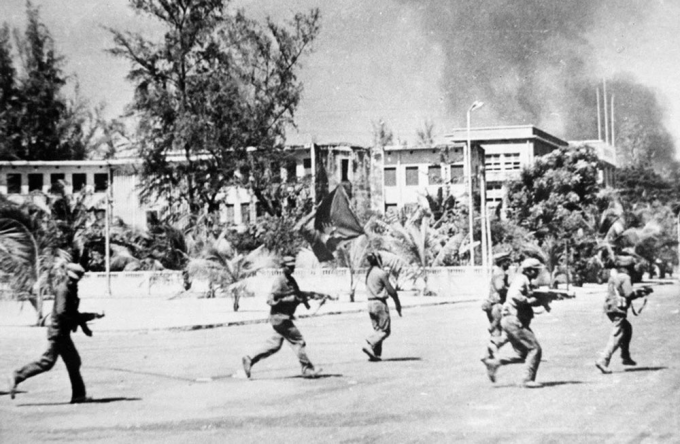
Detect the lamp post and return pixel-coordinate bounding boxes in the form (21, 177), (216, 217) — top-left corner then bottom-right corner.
(466, 101), (484, 266)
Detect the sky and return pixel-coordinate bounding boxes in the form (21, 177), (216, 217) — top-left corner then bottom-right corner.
(1, 0), (680, 153)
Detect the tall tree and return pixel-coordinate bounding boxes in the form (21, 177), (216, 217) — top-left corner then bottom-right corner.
(108, 0), (320, 214)
(0, 2), (90, 161)
(0, 24), (21, 159)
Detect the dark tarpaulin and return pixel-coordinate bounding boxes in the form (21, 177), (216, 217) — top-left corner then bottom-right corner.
(298, 184), (365, 262)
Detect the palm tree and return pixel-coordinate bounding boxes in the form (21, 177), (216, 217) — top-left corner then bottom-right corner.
(186, 235), (276, 311)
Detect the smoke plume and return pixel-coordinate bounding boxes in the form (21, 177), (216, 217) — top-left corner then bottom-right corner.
(400, 0), (674, 165)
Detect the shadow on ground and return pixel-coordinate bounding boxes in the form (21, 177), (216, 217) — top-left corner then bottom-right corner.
(623, 366), (667, 373)
(17, 397), (142, 407)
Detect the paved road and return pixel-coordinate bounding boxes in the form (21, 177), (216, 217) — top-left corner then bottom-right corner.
(1, 281), (679, 443)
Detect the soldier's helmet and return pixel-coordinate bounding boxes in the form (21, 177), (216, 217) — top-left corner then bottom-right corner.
(66, 263), (86, 280)
(520, 258), (543, 270)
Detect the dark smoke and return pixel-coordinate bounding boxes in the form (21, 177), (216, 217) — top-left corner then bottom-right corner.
(399, 0), (671, 161)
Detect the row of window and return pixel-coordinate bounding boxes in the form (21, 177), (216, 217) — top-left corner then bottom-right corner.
(4, 172), (109, 194)
(384, 165), (464, 187)
(485, 153), (521, 171)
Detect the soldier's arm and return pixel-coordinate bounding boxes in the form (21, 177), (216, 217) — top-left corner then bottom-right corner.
(383, 273), (402, 316)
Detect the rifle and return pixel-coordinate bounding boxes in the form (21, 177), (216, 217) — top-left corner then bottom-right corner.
(630, 285), (653, 316)
(73, 311), (105, 337)
(531, 288), (575, 313)
(296, 291), (337, 311)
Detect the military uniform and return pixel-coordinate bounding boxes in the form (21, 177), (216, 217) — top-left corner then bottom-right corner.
(481, 265), (509, 359)
(9, 265), (89, 402)
(596, 269), (637, 373)
(243, 272), (318, 378)
(363, 265), (401, 361)
(483, 259), (544, 387)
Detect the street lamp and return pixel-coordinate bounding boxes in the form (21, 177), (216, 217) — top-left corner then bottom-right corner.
(466, 101), (484, 266)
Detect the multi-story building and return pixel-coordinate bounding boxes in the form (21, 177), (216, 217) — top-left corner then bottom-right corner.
(442, 125), (569, 208)
(0, 158), (153, 228)
(0, 144), (373, 230)
(379, 143), (486, 213)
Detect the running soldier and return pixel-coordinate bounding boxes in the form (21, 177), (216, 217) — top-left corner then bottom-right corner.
(595, 256), (651, 374)
(8, 263), (103, 403)
(362, 252), (402, 362)
(481, 252), (512, 361)
(241, 256), (324, 379)
(483, 258), (545, 388)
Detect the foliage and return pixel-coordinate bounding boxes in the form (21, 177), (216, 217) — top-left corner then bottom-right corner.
(186, 235), (276, 310)
(0, 2), (93, 161)
(108, 0), (321, 214)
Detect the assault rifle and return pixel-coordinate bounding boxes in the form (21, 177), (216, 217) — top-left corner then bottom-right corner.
(296, 291), (337, 311)
(631, 285), (654, 300)
(73, 311), (106, 337)
(531, 287), (576, 313)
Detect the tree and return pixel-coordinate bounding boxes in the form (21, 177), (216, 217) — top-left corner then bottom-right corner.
(507, 144), (603, 242)
(108, 0), (321, 214)
(372, 119), (394, 147)
(0, 2), (92, 161)
(415, 119), (435, 146)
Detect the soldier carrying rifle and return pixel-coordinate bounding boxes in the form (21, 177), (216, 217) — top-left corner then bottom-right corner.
(8, 263), (104, 403)
(241, 256), (328, 379)
(595, 256), (653, 374)
(483, 258), (554, 388)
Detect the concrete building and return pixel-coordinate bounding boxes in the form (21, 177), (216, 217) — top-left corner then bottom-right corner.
(0, 158), (153, 228)
(379, 143), (486, 213)
(0, 144), (373, 230)
(442, 125), (569, 208)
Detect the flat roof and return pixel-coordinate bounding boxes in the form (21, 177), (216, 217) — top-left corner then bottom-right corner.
(442, 125), (568, 147)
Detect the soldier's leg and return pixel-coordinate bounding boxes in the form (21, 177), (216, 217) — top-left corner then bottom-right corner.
(14, 340), (59, 386)
(249, 323), (285, 366)
(366, 301), (391, 357)
(59, 335), (86, 400)
(501, 316), (541, 382)
(619, 318), (633, 361)
(600, 315), (625, 366)
(276, 319), (315, 374)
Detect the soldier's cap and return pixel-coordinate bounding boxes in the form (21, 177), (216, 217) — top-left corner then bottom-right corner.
(493, 251), (511, 262)
(520, 258), (543, 270)
(281, 256), (296, 266)
(66, 263), (86, 279)
(614, 255), (636, 268)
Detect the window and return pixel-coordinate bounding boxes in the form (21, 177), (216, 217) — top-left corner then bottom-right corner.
(241, 203), (250, 224)
(428, 165), (442, 185)
(303, 158), (312, 176)
(341, 159), (349, 182)
(504, 153), (520, 170)
(256, 202), (265, 217)
(384, 168), (396, 187)
(286, 160), (297, 182)
(28, 174), (43, 192)
(450, 165), (464, 183)
(94, 173), (108, 191)
(72, 173), (87, 192)
(7, 174), (21, 194)
(50, 173), (65, 193)
(385, 204), (397, 214)
(486, 154), (502, 171)
(405, 167), (419, 186)
(225, 204), (235, 224)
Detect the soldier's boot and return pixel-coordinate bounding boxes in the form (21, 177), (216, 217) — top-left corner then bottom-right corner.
(483, 359), (500, 383)
(520, 380), (542, 389)
(7, 372), (17, 400)
(362, 344), (381, 362)
(242, 356), (253, 379)
(302, 367), (322, 379)
(621, 357), (637, 366)
(595, 358), (612, 374)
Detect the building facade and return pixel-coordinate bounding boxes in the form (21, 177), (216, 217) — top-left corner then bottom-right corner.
(379, 143), (486, 213)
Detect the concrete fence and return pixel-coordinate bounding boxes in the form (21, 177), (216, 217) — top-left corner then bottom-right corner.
(75, 267), (489, 300)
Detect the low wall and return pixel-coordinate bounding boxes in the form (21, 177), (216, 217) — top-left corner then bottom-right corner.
(78, 267), (489, 300)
